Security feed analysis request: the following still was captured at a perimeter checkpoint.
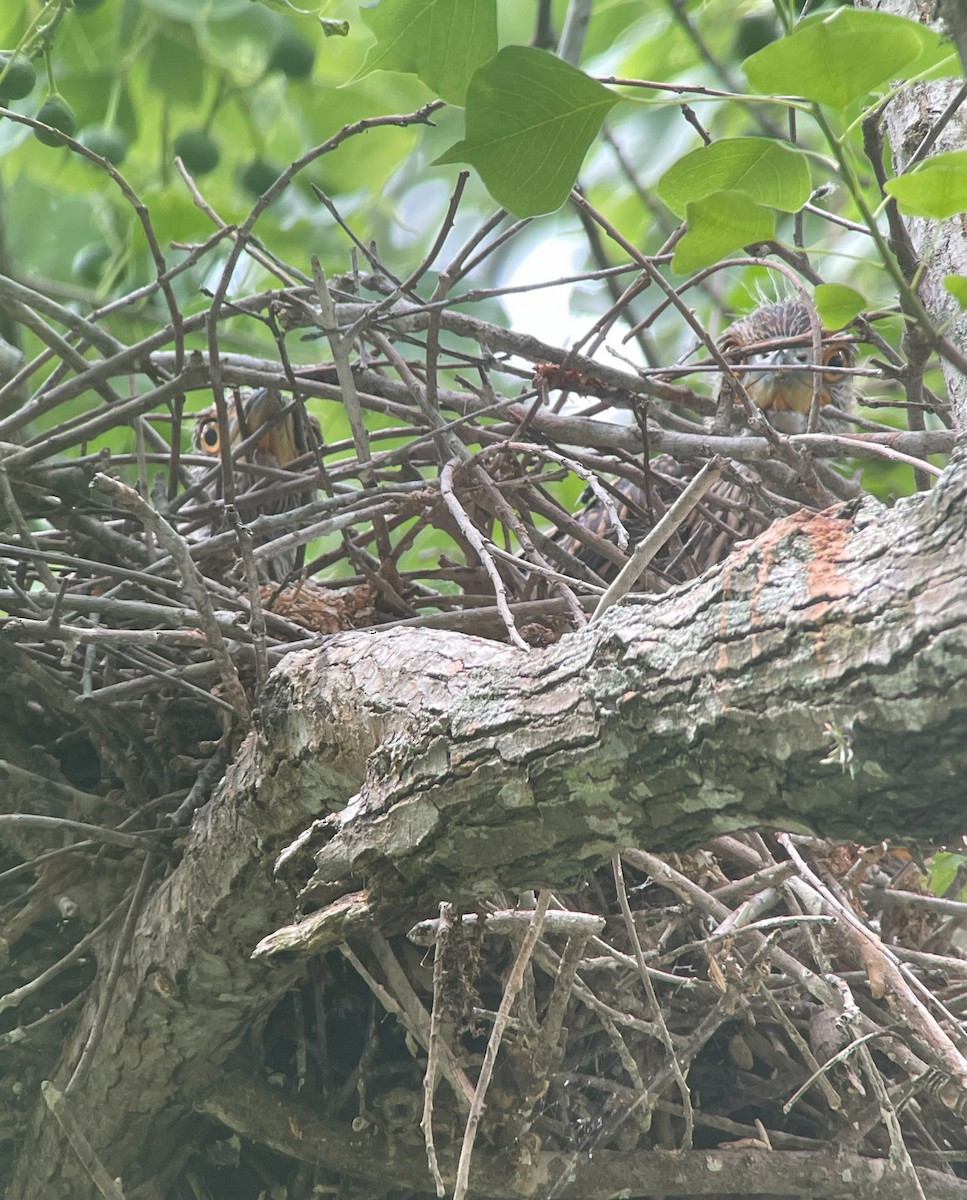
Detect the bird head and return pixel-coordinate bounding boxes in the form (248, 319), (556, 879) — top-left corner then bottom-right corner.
(190, 389), (321, 583)
(719, 300), (854, 418)
(193, 388), (317, 470)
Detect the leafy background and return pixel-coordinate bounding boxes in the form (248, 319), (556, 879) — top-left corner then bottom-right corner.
(0, 0), (956, 495)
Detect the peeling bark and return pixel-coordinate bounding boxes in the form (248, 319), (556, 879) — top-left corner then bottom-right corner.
(8, 6), (967, 1196)
(12, 450), (967, 1199)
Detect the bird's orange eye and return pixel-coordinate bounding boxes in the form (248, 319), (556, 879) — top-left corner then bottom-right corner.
(200, 421), (220, 453)
(822, 345), (853, 384)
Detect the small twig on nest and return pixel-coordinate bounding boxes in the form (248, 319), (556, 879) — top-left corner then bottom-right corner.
(92, 473), (251, 721)
(778, 834), (967, 1083)
(169, 739), (233, 828)
(0, 814), (159, 850)
(421, 901), (452, 1199)
(312, 256), (373, 482)
(65, 850), (158, 1096)
(613, 853), (694, 1150)
(340, 937), (475, 1108)
(452, 890), (550, 1200)
(42, 1082), (127, 1200)
(440, 458), (529, 650)
(227, 505), (268, 692)
(0, 898), (128, 1016)
(590, 454), (726, 623)
(0, 452), (57, 589)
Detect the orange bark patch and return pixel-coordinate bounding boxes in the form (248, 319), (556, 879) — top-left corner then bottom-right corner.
(714, 508), (853, 677)
(802, 511), (852, 623)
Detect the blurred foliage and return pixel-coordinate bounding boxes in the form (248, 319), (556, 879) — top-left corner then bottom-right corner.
(0, 0), (957, 493)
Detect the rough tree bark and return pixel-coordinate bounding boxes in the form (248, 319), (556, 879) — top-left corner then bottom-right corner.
(13, 445), (967, 1199)
(8, 5), (967, 1198)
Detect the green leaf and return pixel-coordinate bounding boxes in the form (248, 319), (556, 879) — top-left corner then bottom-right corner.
(434, 46), (618, 216)
(944, 275), (967, 309)
(814, 283), (865, 329)
(658, 138), (811, 217)
(743, 8), (940, 109)
(671, 190), (775, 274)
(357, 0), (497, 105)
(884, 151), (967, 219)
(928, 851), (967, 900)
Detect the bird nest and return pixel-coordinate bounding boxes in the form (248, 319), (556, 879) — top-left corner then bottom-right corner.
(0, 232), (963, 1198)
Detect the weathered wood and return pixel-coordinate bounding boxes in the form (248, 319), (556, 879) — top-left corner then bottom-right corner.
(15, 448), (967, 1200)
(261, 461), (967, 938)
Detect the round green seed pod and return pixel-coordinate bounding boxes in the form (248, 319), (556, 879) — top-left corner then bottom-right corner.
(0, 52), (36, 102)
(35, 95), (77, 146)
(268, 31), (315, 79)
(173, 129), (220, 175)
(79, 124), (128, 165)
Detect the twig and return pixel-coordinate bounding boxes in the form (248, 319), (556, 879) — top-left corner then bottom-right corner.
(440, 458), (529, 650)
(42, 1082), (127, 1200)
(0, 813), (159, 850)
(613, 853), (694, 1149)
(452, 890), (550, 1200)
(227, 506), (268, 692)
(0, 898), (128, 1015)
(421, 902), (452, 1198)
(341, 938), (476, 1108)
(312, 257), (372, 481)
(65, 850), (157, 1095)
(590, 454), (726, 623)
(91, 473), (251, 721)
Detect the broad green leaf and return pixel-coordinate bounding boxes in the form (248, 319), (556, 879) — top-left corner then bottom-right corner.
(435, 46), (618, 216)
(884, 151), (967, 219)
(744, 8), (936, 109)
(928, 851), (967, 899)
(658, 138), (810, 217)
(671, 190), (775, 274)
(814, 283), (865, 329)
(944, 275), (967, 309)
(357, 0), (497, 106)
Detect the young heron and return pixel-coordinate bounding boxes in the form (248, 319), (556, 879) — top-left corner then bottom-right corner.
(562, 299), (855, 586)
(192, 388), (319, 581)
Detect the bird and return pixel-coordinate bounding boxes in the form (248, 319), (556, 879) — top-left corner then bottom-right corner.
(716, 298), (854, 432)
(559, 299), (855, 587)
(190, 388), (319, 582)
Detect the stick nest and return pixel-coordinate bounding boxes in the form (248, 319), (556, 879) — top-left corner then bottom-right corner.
(0, 231), (962, 1198)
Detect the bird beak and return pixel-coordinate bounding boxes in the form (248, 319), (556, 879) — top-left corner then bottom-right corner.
(744, 349), (821, 413)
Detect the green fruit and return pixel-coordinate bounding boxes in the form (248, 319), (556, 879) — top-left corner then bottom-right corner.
(173, 129), (220, 175)
(267, 30), (315, 79)
(35, 95), (76, 146)
(0, 52), (37, 102)
(72, 243), (113, 288)
(79, 125), (128, 165)
(237, 158), (280, 198)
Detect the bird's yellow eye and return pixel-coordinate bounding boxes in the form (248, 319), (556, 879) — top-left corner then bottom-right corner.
(199, 421), (220, 453)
